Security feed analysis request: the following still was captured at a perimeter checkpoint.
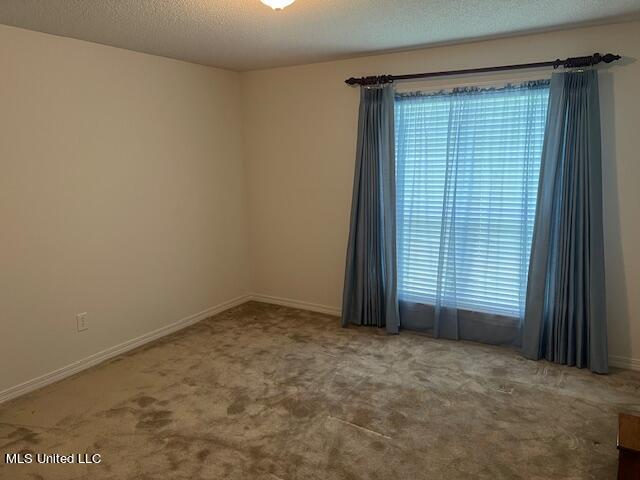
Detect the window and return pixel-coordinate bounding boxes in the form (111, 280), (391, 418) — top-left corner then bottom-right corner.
(395, 82), (549, 318)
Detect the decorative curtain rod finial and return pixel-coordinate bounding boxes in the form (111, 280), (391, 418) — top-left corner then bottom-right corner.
(346, 75), (394, 87)
(601, 53), (622, 63)
(554, 52), (622, 69)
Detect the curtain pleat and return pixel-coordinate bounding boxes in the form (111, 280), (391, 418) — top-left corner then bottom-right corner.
(523, 70), (608, 373)
(341, 85), (399, 333)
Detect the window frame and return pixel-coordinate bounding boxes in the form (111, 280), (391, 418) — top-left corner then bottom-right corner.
(394, 77), (551, 319)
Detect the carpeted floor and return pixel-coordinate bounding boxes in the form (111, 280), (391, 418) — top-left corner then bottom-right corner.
(1, 302), (639, 479)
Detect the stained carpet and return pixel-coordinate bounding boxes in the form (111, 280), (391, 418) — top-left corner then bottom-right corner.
(1, 301), (639, 479)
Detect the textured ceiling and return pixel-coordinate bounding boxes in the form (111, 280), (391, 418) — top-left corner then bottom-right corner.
(1, 0), (639, 71)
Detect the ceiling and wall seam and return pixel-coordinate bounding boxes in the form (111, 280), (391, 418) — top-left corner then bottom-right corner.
(1, 1), (638, 71)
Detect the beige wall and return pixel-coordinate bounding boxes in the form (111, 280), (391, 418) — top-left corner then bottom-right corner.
(242, 21), (640, 367)
(0, 25), (250, 393)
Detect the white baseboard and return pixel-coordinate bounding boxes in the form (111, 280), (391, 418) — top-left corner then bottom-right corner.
(2, 292), (637, 404)
(609, 355), (640, 372)
(0, 294), (251, 404)
(249, 293), (341, 317)
(248, 294), (640, 372)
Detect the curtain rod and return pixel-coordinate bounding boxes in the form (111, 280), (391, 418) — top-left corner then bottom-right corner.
(344, 53), (621, 87)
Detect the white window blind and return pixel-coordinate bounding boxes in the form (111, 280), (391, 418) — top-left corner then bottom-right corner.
(395, 82), (550, 318)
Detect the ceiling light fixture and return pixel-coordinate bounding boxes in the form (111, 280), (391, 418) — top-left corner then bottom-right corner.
(260, 0), (295, 10)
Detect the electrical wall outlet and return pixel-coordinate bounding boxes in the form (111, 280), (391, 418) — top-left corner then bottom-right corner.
(77, 312), (88, 332)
